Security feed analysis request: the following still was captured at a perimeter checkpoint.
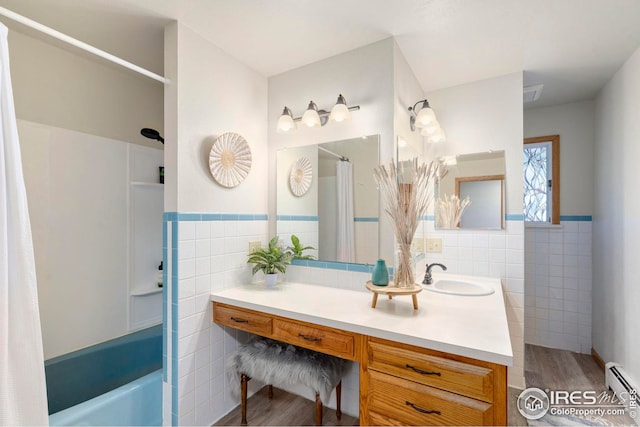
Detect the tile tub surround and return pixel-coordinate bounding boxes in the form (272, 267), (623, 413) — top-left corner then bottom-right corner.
(524, 219), (592, 354)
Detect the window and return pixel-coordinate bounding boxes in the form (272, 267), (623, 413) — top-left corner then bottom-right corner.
(523, 135), (560, 224)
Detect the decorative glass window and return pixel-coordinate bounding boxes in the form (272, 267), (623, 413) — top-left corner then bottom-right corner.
(523, 135), (560, 224)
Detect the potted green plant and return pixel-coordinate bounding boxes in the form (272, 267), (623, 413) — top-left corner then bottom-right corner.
(247, 236), (293, 286)
(287, 235), (316, 260)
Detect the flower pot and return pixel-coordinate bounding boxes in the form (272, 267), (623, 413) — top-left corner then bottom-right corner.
(265, 273), (278, 287)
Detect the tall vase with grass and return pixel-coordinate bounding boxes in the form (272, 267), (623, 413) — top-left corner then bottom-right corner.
(247, 236), (292, 286)
(374, 158), (440, 288)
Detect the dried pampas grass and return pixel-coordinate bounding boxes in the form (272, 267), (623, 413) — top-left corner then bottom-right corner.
(435, 194), (472, 229)
(374, 158), (440, 287)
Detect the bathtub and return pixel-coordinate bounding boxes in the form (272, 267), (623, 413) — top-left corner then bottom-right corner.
(49, 369), (162, 426)
(45, 324), (162, 426)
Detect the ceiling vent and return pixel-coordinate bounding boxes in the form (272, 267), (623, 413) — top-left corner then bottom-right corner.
(523, 84), (544, 103)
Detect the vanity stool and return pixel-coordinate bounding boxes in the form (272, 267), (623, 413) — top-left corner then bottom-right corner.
(227, 336), (345, 426)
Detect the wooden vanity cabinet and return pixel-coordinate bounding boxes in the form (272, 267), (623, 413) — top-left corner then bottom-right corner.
(212, 301), (507, 426)
(361, 337), (507, 426)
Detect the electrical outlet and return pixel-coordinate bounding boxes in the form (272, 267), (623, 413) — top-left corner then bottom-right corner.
(426, 238), (442, 253)
(412, 237), (424, 252)
(248, 241), (262, 253)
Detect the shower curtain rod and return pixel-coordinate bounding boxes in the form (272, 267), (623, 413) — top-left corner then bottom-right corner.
(318, 146), (349, 162)
(0, 6), (168, 84)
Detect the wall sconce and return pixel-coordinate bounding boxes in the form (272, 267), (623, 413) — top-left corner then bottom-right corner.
(277, 94), (360, 133)
(408, 99), (446, 143)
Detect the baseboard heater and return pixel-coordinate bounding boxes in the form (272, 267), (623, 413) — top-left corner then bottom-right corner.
(605, 362), (638, 424)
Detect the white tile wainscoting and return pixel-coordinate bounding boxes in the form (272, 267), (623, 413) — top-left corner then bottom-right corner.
(164, 213), (527, 425)
(524, 219), (592, 354)
(424, 218), (526, 389)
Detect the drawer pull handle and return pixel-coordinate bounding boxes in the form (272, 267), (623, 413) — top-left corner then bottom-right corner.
(406, 364), (441, 376)
(298, 333), (322, 342)
(406, 401), (441, 415)
(230, 317), (249, 323)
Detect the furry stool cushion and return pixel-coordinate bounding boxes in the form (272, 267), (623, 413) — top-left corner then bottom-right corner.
(227, 336), (346, 404)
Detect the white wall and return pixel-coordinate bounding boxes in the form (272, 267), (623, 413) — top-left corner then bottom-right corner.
(523, 101), (595, 354)
(7, 29), (163, 148)
(169, 25), (268, 214)
(593, 46), (640, 384)
(268, 37), (396, 262)
(164, 22), (269, 426)
(524, 100), (595, 215)
(424, 72), (525, 388)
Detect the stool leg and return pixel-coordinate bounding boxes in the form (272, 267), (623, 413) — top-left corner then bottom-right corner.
(336, 381), (342, 420)
(268, 385), (273, 399)
(315, 392), (322, 426)
(241, 374), (250, 426)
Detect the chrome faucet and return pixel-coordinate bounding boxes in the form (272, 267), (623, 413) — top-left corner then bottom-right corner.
(422, 263), (447, 285)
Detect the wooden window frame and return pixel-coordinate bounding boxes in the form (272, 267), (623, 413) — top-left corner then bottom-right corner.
(524, 135), (560, 225)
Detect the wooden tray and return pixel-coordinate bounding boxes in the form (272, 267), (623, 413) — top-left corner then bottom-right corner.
(366, 280), (422, 310)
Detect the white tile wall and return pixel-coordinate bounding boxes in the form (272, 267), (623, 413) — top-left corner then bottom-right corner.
(169, 218), (268, 426)
(524, 221), (592, 354)
(426, 219), (526, 389)
(276, 220), (319, 259)
(169, 216), (529, 424)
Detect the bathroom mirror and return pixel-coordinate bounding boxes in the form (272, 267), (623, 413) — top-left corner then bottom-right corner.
(436, 151), (505, 229)
(276, 135), (380, 264)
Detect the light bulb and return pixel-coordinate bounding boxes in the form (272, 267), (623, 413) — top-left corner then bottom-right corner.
(427, 127), (446, 144)
(329, 94), (351, 123)
(302, 101), (321, 127)
(276, 107), (296, 133)
(415, 106), (436, 128)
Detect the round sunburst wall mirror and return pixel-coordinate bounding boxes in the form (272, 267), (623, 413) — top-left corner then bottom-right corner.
(289, 157), (313, 196)
(208, 132), (252, 188)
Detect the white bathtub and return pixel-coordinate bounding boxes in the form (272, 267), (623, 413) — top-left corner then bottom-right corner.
(49, 369), (162, 426)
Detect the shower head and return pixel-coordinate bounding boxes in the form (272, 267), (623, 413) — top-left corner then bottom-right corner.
(140, 128), (164, 144)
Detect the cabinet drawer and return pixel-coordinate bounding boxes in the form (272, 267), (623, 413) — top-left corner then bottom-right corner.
(367, 370), (493, 426)
(272, 319), (354, 359)
(213, 303), (272, 335)
(368, 339), (494, 402)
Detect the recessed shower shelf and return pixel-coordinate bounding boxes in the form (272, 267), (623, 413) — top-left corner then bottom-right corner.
(131, 181), (164, 188)
(131, 287), (163, 296)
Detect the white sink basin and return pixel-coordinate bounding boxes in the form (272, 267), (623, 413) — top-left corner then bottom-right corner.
(425, 279), (495, 296)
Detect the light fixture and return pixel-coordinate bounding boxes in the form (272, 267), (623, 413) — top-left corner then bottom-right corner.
(301, 101), (321, 128)
(329, 94), (351, 123)
(408, 98), (446, 143)
(276, 107), (296, 133)
(276, 94), (360, 133)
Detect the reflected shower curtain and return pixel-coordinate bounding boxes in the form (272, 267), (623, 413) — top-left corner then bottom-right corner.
(0, 23), (49, 425)
(336, 161), (355, 263)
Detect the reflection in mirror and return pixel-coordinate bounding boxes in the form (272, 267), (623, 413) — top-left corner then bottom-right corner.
(436, 151), (505, 229)
(276, 135), (380, 264)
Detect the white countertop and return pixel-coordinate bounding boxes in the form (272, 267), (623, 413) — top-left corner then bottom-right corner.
(210, 273), (513, 366)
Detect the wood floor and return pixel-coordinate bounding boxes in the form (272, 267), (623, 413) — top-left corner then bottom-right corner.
(525, 344), (635, 426)
(214, 386), (359, 426)
(215, 345), (635, 426)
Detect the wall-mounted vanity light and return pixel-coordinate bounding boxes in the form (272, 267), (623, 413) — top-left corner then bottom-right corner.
(408, 99), (446, 143)
(277, 94), (360, 133)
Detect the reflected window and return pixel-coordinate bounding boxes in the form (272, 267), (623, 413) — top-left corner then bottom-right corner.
(523, 135), (560, 224)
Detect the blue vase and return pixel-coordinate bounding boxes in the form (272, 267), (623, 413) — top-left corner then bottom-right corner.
(372, 259), (389, 286)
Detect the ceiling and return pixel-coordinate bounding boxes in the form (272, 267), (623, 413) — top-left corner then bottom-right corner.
(1, 0), (639, 109)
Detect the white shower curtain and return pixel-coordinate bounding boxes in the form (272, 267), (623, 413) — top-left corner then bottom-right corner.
(0, 23), (49, 425)
(336, 161), (355, 263)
